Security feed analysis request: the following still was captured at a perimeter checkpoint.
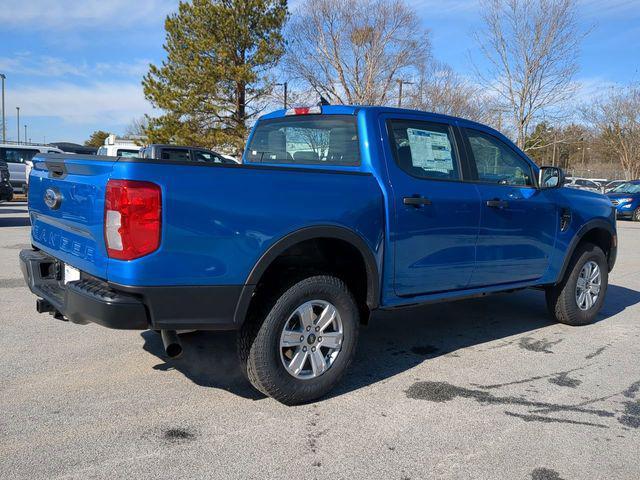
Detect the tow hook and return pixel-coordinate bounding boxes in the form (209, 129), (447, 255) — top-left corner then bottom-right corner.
(36, 298), (54, 314)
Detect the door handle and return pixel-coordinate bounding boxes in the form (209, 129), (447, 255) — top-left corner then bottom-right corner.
(486, 199), (509, 209)
(403, 196), (432, 207)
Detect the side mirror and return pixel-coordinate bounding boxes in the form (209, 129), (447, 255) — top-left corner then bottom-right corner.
(539, 166), (564, 189)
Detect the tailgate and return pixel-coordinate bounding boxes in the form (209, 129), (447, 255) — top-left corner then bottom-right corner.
(28, 154), (116, 279)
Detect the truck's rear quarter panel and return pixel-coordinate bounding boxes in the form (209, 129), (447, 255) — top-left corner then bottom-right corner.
(107, 161), (385, 286)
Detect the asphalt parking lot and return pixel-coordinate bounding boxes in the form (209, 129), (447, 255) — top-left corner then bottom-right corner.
(1, 201), (639, 480)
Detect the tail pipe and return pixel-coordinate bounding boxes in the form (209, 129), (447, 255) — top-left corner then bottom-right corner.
(160, 330), (183, 359)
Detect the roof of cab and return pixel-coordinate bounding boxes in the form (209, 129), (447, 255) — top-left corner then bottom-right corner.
(258, 105), (489, 130)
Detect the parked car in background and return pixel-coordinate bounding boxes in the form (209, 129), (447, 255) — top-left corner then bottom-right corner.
(564, 177), (603, 193)
(604, 179), (626, 193)
(0, 159), (13, 202)
(139, 144), (238, 164)
(220, 153), (239, 163)
(607, 180), (640, 221)
(50, 142), (98, 155)
(96, 135), (140, 157)
(20, 105), (617, 404)
(587, 178), (608, 187)
(0, 143), (64, 194)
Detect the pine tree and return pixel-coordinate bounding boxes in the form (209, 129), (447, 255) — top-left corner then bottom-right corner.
(84, 130), (110, 147)
(143, 0), (288, 154)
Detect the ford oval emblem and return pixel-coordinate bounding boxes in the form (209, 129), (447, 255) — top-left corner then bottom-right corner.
(44, 188), (62, 210)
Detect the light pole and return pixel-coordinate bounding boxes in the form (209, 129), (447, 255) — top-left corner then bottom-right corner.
(24, 125), (27, 144)
(275, 82), (288, 109)
(397, 79), (414, 108)
(16, 106), (20, 144)
(0, 73), (5, 143)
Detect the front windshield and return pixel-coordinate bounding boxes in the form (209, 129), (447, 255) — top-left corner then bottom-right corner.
(611, 183), (640, 194)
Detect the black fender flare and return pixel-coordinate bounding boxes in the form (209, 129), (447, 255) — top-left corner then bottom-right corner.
(555, 219), (616, 284)
(233, 225), (381, 325)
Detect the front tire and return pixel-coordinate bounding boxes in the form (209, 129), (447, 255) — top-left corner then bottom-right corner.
(633, 207), (640, 222)
(238, 275), (359, 405)
(546, 242), (608, 326)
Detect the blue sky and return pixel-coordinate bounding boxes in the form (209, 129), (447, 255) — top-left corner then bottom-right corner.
(0, 0), (638, 144)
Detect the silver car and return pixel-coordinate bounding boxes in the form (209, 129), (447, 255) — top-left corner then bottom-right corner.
(0, 144), (64, 194)
(563, 177), (603, 193)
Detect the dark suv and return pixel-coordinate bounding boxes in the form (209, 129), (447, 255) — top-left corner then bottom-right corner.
(138, 144), (237, 164)
(0, 160), (13, 202)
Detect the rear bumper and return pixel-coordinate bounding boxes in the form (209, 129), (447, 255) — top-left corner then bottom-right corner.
(20, 249), (243, 331)
(20, 249), (148, 329)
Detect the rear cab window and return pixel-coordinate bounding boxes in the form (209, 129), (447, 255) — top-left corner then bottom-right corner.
(246, 115), (360, 166)
(160, 148), (190, 162)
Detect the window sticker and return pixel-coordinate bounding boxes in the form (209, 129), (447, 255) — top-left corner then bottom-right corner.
(406, 128), (453, 173)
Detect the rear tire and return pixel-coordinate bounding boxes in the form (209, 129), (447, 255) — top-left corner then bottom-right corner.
(545, 242), (608, 326)
(238, 275), (359, 405)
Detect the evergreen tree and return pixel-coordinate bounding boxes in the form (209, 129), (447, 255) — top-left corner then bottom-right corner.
(84, 130), (110, 147)
(143, 0), (288, 154)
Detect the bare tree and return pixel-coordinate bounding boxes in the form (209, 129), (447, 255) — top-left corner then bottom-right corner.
(124, 116), (149, 142)
(284, 0), (430, 106)
(473, 0), (583, 149)
(407, 62), (491, 123)
(583, 84), (640, 180)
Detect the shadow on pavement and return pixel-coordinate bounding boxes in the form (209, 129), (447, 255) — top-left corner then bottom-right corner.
(0, 208), (28, 214)
(600, 284), (640, 317)
(141, 330), (266, 400)
(0, 217), (31, 227)
(141, 284), (640, 402)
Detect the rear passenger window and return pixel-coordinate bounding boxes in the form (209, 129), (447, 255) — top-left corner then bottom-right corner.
(465, 129), (533, 186)
(4, 148), (39, 164)
(387, 120), (459, 180)
(160, 148), (190, 162)
(194, 150), (224, 163)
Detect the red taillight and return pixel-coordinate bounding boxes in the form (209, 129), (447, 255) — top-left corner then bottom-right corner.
(104, 179), (161, 260)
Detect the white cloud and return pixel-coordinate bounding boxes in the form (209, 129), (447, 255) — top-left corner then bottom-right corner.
(571, 77), (621, 105)
(5, 81), (154, 124)
(0, 0), (176, 30)
(578, 0), (640, 18)
(0, 55), (85, 77)
(0, 54), (151, 79)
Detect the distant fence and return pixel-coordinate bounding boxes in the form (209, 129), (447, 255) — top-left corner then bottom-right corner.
(0, 140), (51, 147)
(564, 162), (627, 181)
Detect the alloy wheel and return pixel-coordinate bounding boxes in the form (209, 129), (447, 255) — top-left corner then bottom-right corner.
(575, 260), (601, 311)
(279, 300), (344, 379)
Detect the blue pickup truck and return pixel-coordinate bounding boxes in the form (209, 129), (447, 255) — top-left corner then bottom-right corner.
(20, 105), (617, 404)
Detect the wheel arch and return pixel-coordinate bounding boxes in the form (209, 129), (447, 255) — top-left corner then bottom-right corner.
(233, 226), (381, 325)
(556, 219), (617, 284)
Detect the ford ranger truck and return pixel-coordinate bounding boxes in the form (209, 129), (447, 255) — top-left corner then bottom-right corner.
(20, 105), (617, 405)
